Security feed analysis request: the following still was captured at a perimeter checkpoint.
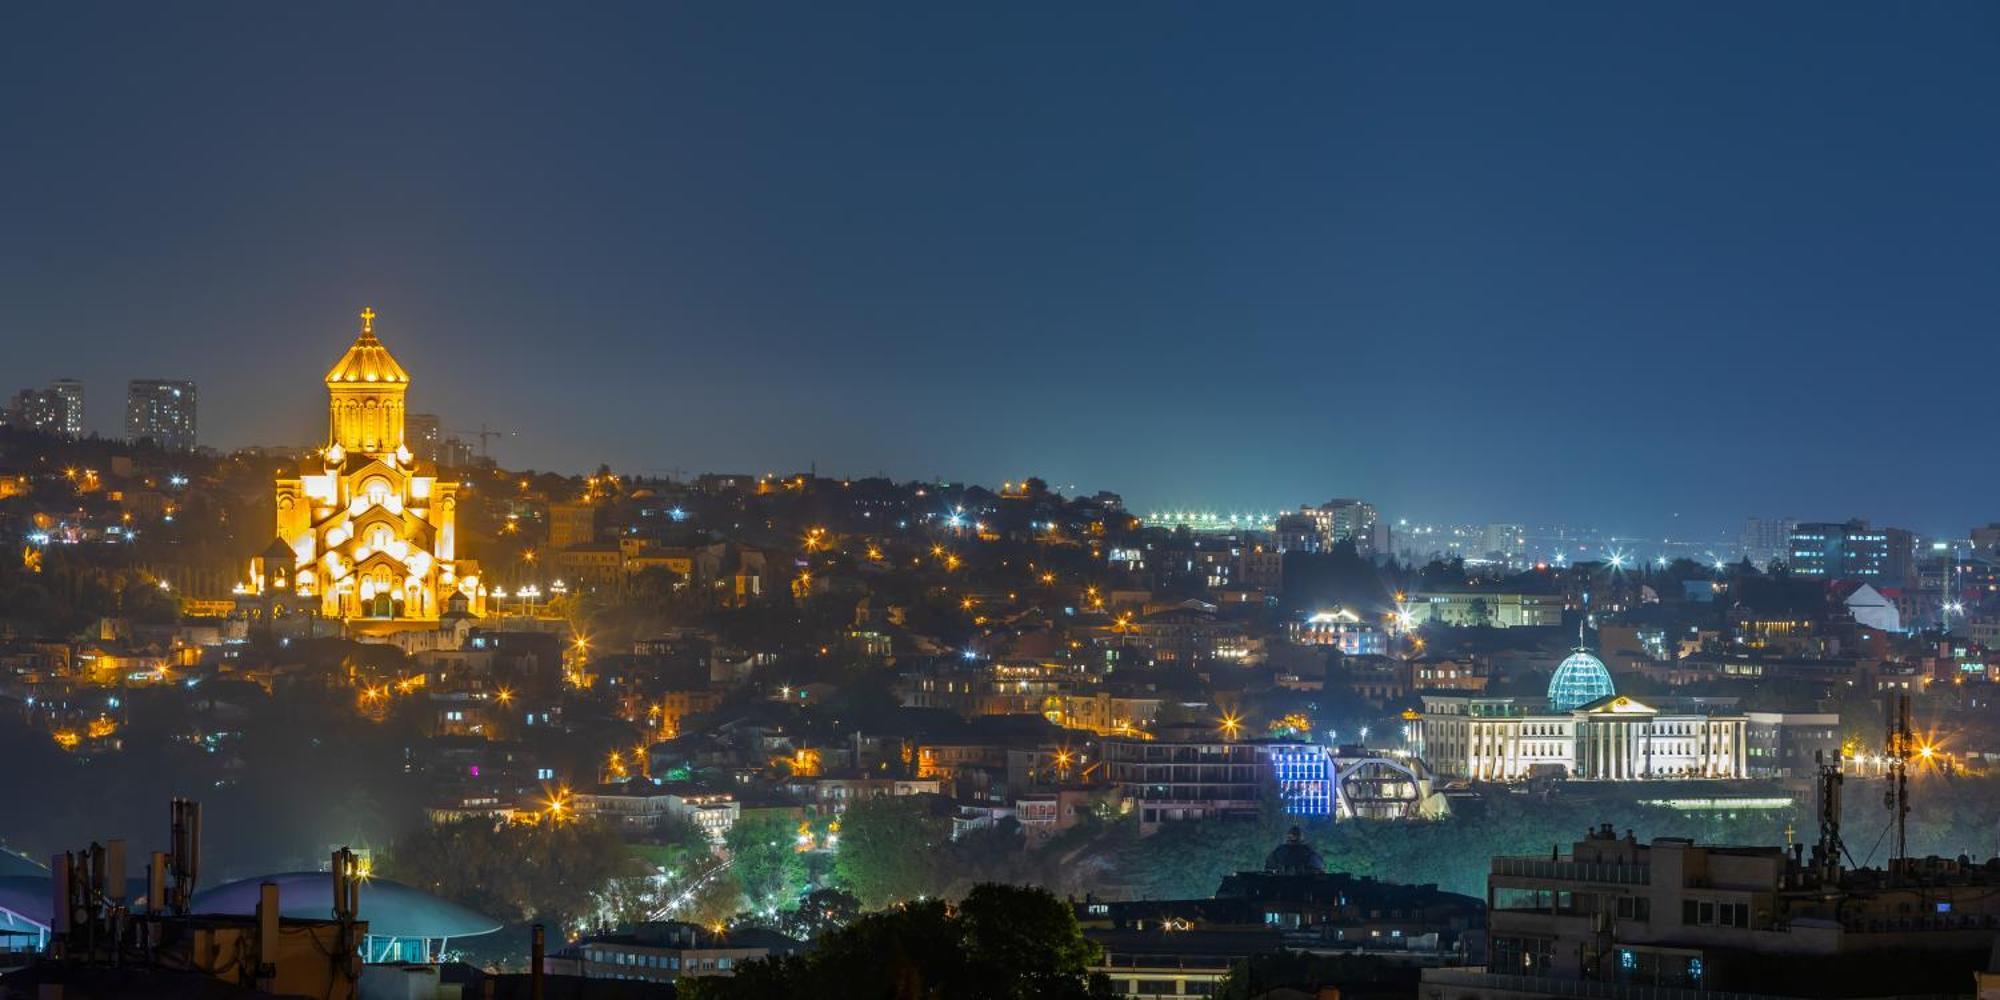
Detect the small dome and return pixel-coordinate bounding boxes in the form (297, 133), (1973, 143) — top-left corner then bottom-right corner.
(326, 310), (410, 385)
(1263, 826), (1324, 875)
(1548, 649), (1615, 711)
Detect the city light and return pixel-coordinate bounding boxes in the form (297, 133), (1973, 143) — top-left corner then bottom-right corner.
(6, 24), (1999, 998)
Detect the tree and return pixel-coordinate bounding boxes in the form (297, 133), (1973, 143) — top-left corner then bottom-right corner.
(382, 818), (639, 933)
(685, 884), (1113, 1000)
(1465, 597), (1492, 628)
(956, 883), (1111, 999)
(726, 814), (809, 914)
(832, 795), (951, 908)
(943, 818), (1035, 895)
(776, 887), (861, 941)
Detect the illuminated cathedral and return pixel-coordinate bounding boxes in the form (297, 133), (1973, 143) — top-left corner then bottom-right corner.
(252, 309), (483, 623)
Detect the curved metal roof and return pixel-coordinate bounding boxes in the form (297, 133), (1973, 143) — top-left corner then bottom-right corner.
(192, 872), (501, 939)
(0, 876), (150, 932)
(0, 848), (47, 878)
(0, 876), (51, 933)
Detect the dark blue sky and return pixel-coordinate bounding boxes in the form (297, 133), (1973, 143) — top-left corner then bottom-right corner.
(5, 3), (1998, 536)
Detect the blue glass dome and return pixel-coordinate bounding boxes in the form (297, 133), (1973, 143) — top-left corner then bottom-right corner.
(1547, 650), (1615, 711)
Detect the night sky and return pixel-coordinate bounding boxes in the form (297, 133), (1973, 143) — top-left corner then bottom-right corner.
(5, 4), (1998, 536)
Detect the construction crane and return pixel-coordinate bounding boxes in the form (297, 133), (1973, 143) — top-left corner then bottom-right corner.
(445, 424), (514, 460)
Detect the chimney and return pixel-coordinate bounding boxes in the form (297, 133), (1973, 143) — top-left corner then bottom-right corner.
(531, 923), (545, 1000)
(256, 881), (280, 990)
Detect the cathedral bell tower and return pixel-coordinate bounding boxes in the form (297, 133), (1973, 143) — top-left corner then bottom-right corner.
(324, 307), (411, 455)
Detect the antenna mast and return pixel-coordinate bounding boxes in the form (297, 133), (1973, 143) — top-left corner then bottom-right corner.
(1812, 750), (1849, 884)
(1883, 692), (1912, 883)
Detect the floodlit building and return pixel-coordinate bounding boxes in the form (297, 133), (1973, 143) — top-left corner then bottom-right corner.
(1267, 745), (1450, 820)
(1286, 608), (1386, 655)
(1406, 590), (1564, 628)
(254, 309), (484, 624)
(1105, 725), (1266, 833)
(1415, 648), (1747, 782)
(125, 378), (197, 451)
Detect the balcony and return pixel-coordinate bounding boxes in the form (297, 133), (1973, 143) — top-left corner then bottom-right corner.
(1492, 858), (1651, 886)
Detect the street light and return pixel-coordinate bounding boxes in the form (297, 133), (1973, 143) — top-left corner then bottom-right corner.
(1219, 713), (1242, 740)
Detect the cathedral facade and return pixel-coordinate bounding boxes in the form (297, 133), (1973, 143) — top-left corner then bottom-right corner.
(256, 310), (483, 623)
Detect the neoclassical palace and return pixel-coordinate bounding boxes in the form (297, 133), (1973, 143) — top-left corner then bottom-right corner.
(250, 310), (484, 623)
(1414, 648), (1747, 782)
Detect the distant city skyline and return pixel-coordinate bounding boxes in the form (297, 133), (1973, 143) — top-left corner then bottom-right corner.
(0, 361), (1977, 543)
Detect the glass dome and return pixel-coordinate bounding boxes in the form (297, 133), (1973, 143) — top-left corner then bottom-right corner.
(1547, 650), (1615, 711)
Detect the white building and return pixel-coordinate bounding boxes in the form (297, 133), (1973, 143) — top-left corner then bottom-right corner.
(1843, 582), (1901, 632)
(1417, 694), (1747, 782)
(1415, 649), (1747, 781)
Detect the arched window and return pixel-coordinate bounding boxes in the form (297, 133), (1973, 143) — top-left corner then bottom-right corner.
(361, 476), (393, 507)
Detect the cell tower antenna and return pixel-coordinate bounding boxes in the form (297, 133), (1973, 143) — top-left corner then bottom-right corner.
(1884, 692), (1913, 884)
(1813, 750), (1852, 884)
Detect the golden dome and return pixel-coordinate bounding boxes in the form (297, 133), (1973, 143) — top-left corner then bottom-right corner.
(325, 308), (410, 385)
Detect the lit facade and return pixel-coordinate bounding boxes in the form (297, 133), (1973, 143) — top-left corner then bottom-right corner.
(1787, 519), (1913, 584)
(1268, 746), (1448, 820)
(1416, 694), (1747, 782)
(1104, 730), (1265, 833)
(1406, 590), (1564, 628)
(257, 310), (483, 622)
(1277, 498), (1383, 557)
